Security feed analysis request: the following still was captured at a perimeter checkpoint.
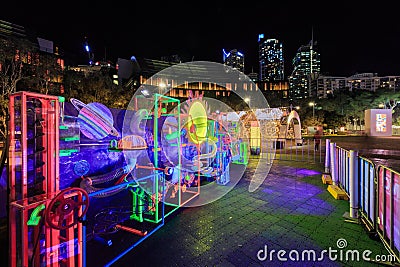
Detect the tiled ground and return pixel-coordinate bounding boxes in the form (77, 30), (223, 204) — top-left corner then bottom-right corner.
(115, 157), (391, 267)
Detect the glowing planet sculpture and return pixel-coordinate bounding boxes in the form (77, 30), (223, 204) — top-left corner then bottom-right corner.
(70, 98), (119, 140)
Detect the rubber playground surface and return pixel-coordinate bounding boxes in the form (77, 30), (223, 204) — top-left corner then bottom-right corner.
(113, 156), (390, 267)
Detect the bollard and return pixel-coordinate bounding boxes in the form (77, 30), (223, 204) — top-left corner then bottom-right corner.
(325, 139), (330, 173)
(349, 150), (359, 218)
(330, 142), (337, 185)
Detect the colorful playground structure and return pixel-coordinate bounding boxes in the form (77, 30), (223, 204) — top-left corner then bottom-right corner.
(8, 89), (399, 266)
(6, 90), (250, 267)
(5, 60), (310, 266)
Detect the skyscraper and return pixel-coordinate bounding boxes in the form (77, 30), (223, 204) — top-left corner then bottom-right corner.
(288, 38), (320, 99)
(222, 48), (245, 73)
(258, 34), (284, 82)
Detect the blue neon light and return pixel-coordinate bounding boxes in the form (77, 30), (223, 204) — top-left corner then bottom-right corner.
(223, 48), (230, 61)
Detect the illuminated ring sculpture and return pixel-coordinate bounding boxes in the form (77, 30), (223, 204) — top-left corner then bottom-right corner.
(70, 98), (119, 139)
(45, 187), (89, 230)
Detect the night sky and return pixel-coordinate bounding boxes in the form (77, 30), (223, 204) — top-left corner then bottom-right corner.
(1, 2), (399, 77)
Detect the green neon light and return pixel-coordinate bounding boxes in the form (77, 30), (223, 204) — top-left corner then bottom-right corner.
(109, 139), (118, 149)
(208, 120), (215, 138)
(27, 204), (45, 226)
(145, 94), (181, 223)
(59, 149), (79, 156)
(59, 125), (69, 130)
(129, 185), (145, 222)
(166, 143), (179, 147)
(241, 142), (249, 164)
(165, 130), (180, 140)
(62, 136), (80, 141)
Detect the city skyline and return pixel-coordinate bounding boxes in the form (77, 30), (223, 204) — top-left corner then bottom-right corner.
(1, 2), (399, 77)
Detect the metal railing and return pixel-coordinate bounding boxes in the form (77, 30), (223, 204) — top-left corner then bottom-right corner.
(335, 146), (351, 195)
(358, 157), (376, 231)
(249, 137), (325, 164)
(326, 139), (399, 264)
(376, 165), (400, 263)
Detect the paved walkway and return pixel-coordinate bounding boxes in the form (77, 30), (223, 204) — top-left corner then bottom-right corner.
(115, 157), (391, 267)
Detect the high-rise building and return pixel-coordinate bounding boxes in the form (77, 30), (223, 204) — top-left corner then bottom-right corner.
(258, 34), (284, 82)
(288, 38), (320, 99)
(222, 48), (244, 73)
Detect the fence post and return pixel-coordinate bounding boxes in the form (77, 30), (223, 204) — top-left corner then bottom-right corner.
(330, 142), (337, 185)
(325, 139), (331, 173)
(349, 150), (359, 218)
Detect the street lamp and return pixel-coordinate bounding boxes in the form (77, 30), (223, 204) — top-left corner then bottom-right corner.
(309, 102), (315, 119)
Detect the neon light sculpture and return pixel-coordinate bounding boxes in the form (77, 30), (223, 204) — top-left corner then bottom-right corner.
(70, 98), (119, 139)
(8, 91), (86, 267)
(130, 93), (183, 219)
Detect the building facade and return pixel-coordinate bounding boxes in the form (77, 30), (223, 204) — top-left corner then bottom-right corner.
(311, 73), (400, 98)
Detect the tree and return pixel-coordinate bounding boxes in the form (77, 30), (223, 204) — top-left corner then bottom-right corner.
(62, 67), (122, 108)
(0, 37), (33, 138)
(372, 88), (400, 110)
(345, 90), (373, 130)
(29, 52), (64, 95)
(324, 111), (346, 130)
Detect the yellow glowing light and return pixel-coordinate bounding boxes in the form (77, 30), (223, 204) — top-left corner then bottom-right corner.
(187, 101), (208, 144)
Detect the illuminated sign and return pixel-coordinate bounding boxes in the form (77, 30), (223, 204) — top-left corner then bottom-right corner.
(376, 114), (387, 132)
